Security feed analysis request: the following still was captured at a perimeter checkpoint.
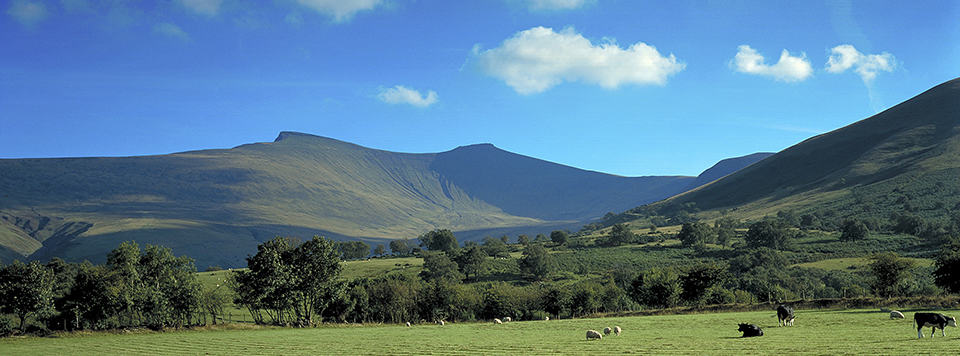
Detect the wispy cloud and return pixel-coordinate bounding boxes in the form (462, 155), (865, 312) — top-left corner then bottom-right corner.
(732, 45), (812, 82)
(154, 23), (191, 41)
(525, 0), (594, 11)
(6, 0), (47, 27)
(825, 44), (895, 83)
(178, 0), (222, 16)
(377, 85), (438, 108)
(473, 26), (684, 94)
(295, 0), (382, 23)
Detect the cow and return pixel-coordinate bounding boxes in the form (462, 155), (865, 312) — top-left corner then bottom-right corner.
(738, 323), (764, 337)
(777, 304), (795, 327)
(914, 312), (957, 338)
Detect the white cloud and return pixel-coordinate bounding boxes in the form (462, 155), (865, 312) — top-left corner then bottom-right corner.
(295, 0), (382, 22)
(178, 0), (222, 16)
(526, 0), (592, 11)
(377, 85), (438, 108)
(732, 45), (812, 82)
(473, 26), (685, 95)
(154, 23), (191, 41)
(826, 44), (895, 83)
(7, 0), (47, 26)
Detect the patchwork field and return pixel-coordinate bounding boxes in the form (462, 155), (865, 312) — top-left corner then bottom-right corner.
(2, 308), (958, 355)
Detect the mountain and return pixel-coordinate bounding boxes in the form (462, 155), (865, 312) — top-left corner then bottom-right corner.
(634, 78), (960, 222)
(0, 132), (765, 267)
(686, 152), (774, 190)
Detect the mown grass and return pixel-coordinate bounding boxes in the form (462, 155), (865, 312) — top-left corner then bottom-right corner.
(2, 308), (958, 355)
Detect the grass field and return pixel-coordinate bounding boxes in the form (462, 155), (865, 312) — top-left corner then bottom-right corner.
(3, 308), (958, 355)
(792, 257), (935, 271)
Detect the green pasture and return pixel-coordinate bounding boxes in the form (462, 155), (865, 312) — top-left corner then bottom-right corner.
(3, 308), (958, 355)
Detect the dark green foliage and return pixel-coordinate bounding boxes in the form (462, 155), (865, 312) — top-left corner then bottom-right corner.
(374, 244), (386, 256)
(201, 285), (230, 325)
(714, 218), (738, 247)
(892, 214), (926, 235)
(518, 244), (556, 281)
(934, 241), (960, 293)
(517, 234), (530, 246)
(630, 268), (681, 308)
(389, 238), (414, 256)
(482, 237), (510, 258)
(543, 286), (569, 318)
(0, 261), (54, 331)
(604, 223), (634, 247)
(677, 222), (713, 248)
(419, 252), (463, 283)
(745, 221), (793, 250)
(729, 247), (787, 274)
(535, 234), (548, 243)
(137, 244), (203, 329)
(869, 252), (914, 298)
(550, 230), (568, 245)
(420, 229), (459, 253)
(799, 214), (822, 230)
(454, 246), (486, 280)
(840, 219), (869, 241)
(680, 263), (728, 304)
(0, 317), (13, 337)
(336, 241), (370, 260)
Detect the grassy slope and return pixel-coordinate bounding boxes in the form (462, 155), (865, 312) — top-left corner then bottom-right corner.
(632, 78), (960, 223)
(0, 132), (701, 267)
(2, 308), (958, 355)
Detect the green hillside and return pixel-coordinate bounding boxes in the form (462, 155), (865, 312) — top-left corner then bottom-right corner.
(0, 132), (762, 267)
(621, 77), (960, 224)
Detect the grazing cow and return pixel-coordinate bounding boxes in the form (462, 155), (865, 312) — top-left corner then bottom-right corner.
(738, 323), (764, 337)
(914, 312), (957, 338)
(890, 310), (904, 319)
(777, 305), (795, 327)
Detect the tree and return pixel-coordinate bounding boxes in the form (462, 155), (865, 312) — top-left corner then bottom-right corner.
(419, 252), (463, 283)
(518, 244), (556, 281)
(287, 236), (343, 326)
(543, 286), (569, 318)
(481, 237), (510, 258)
(106, 241), (142, 326)
(535, 234), (548, 243)
(605, 224), (634, 246)
(745, 220), (793, 250)
(549, 230), (568, 245)
(336, 241), (370, 260)
(0, 261), (54, 331)
(714, 218), (737, 247)
(374, 244), (386, 257)
(869, 252), (914, 298)
(419, 229), (459, 253)
(677, 222), (713, 248)
(137, 244), (203, 329)
(517, 234), (530, 246)
(933, 242), (960, 293)
(680, 263), (728, 304)
(389, 239), (413, 256)
(630, 268), (681, 308)
(840, 219), (869, 241)
(454, 246), (486, 280)
(500, 235), (510, 244)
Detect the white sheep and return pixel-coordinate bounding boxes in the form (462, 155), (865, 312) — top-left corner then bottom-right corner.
(614, 326), (621, 336)
(586, 330), (603, 340)
(544, 316), (550, 321)
(890, 310), (905, 319)
(504, 316), (512, 322)
(405, 322), (411, 327)
(494, 318), (502, 324)
(437, 320), (445, 326)
(603, 327), (612, 335)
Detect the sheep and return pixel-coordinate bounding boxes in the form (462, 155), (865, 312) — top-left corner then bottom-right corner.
(603, 327), (612, 335)
(504, 316), (512, 322)
(586, 330), (603, 340)
(405, 322), (411, 327)
(437, 320), (445, 326)
(613, 326), (621, 336)
(494, 318), (502, 324)
(890, 310), (905, 319)
(544, 316), (550, 321)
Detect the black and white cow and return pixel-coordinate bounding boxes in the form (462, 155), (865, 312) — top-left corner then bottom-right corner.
(777, 304), (795, 327)
(914, 312), (957, 338)
(738, 323), (764, 337)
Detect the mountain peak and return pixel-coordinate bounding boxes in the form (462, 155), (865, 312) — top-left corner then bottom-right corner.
(274, 131), (326, 142)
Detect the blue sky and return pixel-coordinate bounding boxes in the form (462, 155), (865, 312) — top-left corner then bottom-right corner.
(1, 0), (958, 176)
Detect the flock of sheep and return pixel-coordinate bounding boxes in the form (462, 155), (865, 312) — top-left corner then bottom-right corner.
(586, 325), (621, 340)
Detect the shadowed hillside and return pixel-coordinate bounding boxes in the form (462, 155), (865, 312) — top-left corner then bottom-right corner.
(628, 77), (960, 222)
(0, 132), (766, 267)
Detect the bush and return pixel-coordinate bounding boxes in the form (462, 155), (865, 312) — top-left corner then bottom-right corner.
(704, 286), (736, 305)
(0, 317), (15, 337)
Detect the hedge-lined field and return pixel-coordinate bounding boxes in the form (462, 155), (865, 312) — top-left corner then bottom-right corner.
(2, 308), (957, 355)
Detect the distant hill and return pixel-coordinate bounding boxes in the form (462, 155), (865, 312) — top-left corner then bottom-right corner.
(624, 77), (960, 224)
(686, 152), (774, 190)
(0, 132), (766, 267)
